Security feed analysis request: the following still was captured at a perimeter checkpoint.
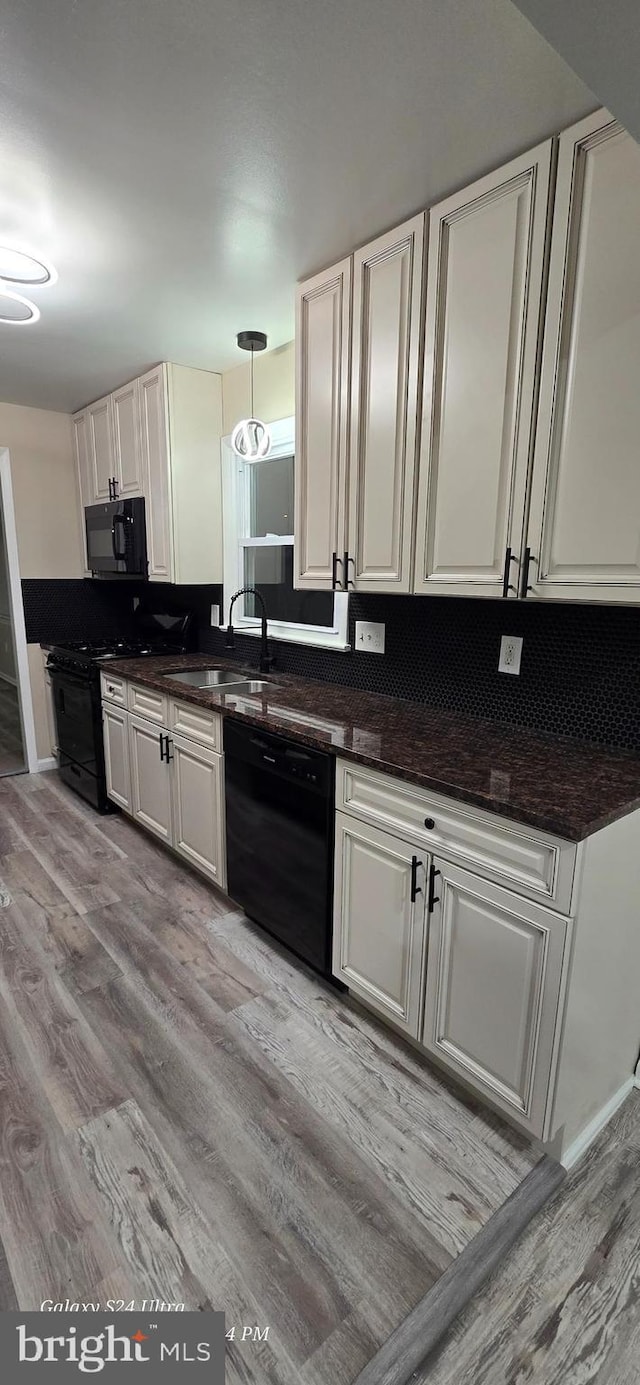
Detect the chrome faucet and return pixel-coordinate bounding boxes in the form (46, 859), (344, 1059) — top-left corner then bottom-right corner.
(225, 587), (273, 674)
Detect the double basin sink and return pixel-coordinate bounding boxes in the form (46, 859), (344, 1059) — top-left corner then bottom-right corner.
(163, 668), (277, 697)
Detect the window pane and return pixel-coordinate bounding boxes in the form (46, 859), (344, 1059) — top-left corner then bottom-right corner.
(248, 455), (294, 537)
(243, 546), (334, 627)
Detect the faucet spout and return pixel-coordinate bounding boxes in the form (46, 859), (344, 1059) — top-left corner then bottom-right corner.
(226, 588), (273, 674)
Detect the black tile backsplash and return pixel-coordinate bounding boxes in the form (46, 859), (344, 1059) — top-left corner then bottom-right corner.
(22, 578), (640, 754)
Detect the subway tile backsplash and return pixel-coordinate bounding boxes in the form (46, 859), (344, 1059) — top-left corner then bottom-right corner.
(22, 578), (640, 754)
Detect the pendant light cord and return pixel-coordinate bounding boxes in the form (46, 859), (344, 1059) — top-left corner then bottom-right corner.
(250, 345), (255, 418)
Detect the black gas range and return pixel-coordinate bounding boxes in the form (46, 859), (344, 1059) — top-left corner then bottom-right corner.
(47, 608), (192, 812)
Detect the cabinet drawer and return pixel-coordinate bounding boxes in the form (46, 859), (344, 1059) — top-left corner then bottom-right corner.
(127, 681), (168, 726)
(168, 697), (222, 751)
(100, 671), (127, 706)
(337, 760), (577, 913)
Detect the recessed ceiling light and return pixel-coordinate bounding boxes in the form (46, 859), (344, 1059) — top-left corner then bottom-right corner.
(0, 288), (41, 325)
(0, 246), (56, 286)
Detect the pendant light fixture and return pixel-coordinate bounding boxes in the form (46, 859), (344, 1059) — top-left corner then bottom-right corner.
(231, 330), (271, 460)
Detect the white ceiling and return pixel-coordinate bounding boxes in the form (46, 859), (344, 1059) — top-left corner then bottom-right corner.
(0, 0), (594, 414)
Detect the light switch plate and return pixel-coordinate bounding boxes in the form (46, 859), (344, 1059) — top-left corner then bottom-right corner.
(210, 604), (220, 627)
(355, 621), (385, 654)
(498, 634), (523, 675)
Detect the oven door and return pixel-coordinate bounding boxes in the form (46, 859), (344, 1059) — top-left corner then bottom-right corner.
(85, 498), (148, 577)
(50, 668), (102, 775)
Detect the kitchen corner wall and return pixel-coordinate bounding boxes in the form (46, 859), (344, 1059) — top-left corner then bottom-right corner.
(0, 401), (84, 761)
(221, 341), (295, 434)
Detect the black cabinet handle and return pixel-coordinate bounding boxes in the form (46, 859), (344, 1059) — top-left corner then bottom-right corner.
(159, 733), (167, 762)
(427, 863), (441, 914)
(331, 552), (343, 590)
(520, 547), (533, 599)
(344, 551), (355, 588)
(424, 817), (435, 830)
(410, 855), (423, 904)
(112, 477), (119, 500)
(502, 546), (515, 598)
(108, 478), (113, 500)
(165, 737), (174, 763)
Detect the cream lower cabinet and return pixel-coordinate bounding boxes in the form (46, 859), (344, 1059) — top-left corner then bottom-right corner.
(333, 812), (430, 1037)
(102, 703), (131, 811)
(171, 732), (225, 887)
(423, 861), (567, 1135)
(102, 684), (225, 886)
(333, 758), (579, 1142)
(129, 713), (173, 844)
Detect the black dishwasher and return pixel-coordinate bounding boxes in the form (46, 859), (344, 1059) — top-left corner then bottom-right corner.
(224, 720), (335, 979)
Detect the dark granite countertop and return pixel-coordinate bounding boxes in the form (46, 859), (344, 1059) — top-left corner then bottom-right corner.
(100, 653), (640, 841)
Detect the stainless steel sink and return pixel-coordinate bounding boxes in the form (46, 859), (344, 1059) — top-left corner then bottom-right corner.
(162, 669), (278, 695)
(163, 669), (250, 689)
(221, 680), (278, 695)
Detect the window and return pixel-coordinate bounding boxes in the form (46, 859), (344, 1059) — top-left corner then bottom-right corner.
(222, 416), (349, 649)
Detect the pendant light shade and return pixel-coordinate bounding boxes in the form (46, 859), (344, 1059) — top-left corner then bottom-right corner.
(231, 330), (271, 460)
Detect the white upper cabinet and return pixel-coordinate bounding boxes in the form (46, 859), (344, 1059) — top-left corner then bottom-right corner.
(112, 378), (144, 498)
(73, 411), (92, 574)
(73, 363), (223, 585)
(139, 365), (173, 582)
(87, 394), (115, 502)
(348, 215), (425, 592)
(295, 259), (351, 590)
(526, 111), (640, 602)
(414, 141), (553, 598)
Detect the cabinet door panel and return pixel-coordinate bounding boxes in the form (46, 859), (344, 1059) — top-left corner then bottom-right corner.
(129, 714), (172, 843)
(103, 705), (131, 811)
(73, 411), (92, 573)
(415, 142), (553, 597)
(139, 365), (173, 581)
(172, 734), (225, 888)
(112, 379), (143, 498)
(528, 112), (640, 601)
(295, 260), (351, 589)
(423, 862), (567, 1135)
(349, 215), (424, 591)
(333, 813), (428, 1036)
(87, 395), (114, 502)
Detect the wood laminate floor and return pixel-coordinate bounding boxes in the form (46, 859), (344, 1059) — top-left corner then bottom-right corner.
(416, 1090), (640, 1384)
(0, 772), (538, 1383)
(0, 679), (25, 777)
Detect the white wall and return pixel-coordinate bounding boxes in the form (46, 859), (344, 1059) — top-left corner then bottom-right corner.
(222, 341), (294, 435)
(0, 402), (83, 578)
(0, 402), (82, 762)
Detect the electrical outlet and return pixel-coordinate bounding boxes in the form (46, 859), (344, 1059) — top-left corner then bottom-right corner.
(210, 603), (220, 627)
(498, 635), (523, 675)
(354, 621), (385, 654)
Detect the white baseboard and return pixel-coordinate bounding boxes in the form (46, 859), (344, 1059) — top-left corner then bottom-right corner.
(560, 1077), (635, 1170)
(35, 756), (57, 773)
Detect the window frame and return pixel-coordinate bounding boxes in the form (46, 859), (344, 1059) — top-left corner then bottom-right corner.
(221, 416), (350, 650)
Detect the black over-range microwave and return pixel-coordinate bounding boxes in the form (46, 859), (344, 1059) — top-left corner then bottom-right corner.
(85, 498), (148, 577)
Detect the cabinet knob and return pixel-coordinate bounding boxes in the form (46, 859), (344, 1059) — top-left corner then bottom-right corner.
(424, 817), (435, 830)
